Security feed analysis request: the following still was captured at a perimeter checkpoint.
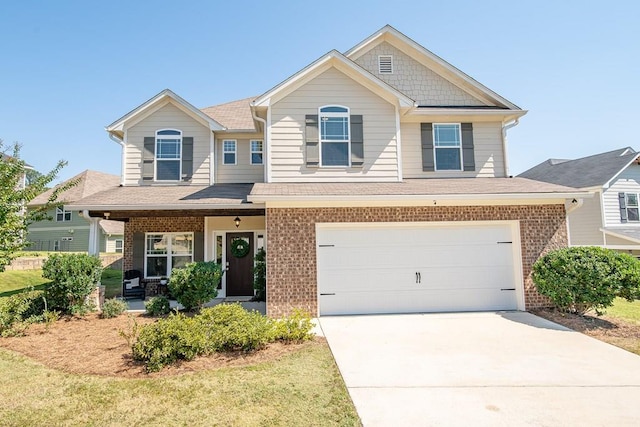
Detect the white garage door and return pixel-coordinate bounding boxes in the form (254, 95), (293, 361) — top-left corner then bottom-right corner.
(317, 222), (521, 316)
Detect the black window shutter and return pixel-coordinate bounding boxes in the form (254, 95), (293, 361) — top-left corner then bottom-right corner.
(193, 231), (204, 262)
(421, 123), (434, 172)
(305, 115), (319, 168)
(132, 232), (145, 275)
(461, 123), (475, 171)
(182, 137), (193, 181)
(142, 137), (155, 181)
(619, 192), (628, 222)
(350, 115), (364, 167)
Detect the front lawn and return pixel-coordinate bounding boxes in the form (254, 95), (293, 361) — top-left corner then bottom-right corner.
(605, 298), (640, 324)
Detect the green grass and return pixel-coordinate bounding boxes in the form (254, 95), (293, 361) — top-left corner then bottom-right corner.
(0, 341), (360, 426)
(605, 298), (640, 324)
(0, 269), (123, 299)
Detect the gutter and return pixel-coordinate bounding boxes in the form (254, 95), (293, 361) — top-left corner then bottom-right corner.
(68, 203), (265, 211)
(501, 119), (519, 177)
(108, 132), (126, 186)
(251, 106), (268, 183)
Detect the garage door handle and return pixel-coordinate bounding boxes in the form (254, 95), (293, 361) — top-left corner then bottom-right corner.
(501, 288), (516, 291)
(320, 293), (335, 296)
(415, 272), (421, 284)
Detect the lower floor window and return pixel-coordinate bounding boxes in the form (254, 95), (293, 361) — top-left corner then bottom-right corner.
(115, 239), (123, 253)
(145, 232), (193, 277)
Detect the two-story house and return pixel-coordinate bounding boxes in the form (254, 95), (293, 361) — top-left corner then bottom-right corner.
(68, 25), (586, 317)
(519, 147), (640, 255)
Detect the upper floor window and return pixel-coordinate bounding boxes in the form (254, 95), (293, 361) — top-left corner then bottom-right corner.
(223, 140), (237, 165)
(320, 106), (350, 167)
(56, 207), (71, 222)
(378, 55), (393, 74)
(623, 193), (639, 222)
(250, 140), (263, 165)
(433, 124), (462, 171)
(156, 129), (181, 181)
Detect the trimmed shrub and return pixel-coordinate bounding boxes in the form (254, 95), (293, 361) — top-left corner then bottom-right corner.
(132, 313), (208, 372)
(42, 253), (103, 313)
(198, 303), (274, 352)
(145, 296), (171, 317)
(168, 261), (222, 311)
(101, 298), (128, 319)
(532, 246), (640, 315)
(273, 308), (314, 343)
(0, 290), (47, 336)
(253, 248), (266, 301)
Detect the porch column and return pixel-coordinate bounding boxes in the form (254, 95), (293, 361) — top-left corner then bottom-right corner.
(88, 217), (100, 255)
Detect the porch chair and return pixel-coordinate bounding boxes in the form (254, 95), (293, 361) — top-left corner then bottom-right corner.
(122, 269), (146, 300)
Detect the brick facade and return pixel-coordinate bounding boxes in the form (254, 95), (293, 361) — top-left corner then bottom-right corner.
(265, 205), (567, 317)
(123, 216), (204, 271)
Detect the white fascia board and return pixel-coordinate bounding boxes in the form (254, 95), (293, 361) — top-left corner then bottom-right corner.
(106, 89), (225, 132)
(600, 228), (640, 244)
(248, 191), (592, 204)
(407, 108), (527, 121)
(602, 153), (640, 189)
(252, 50), (415, 109)
(66, 203), (265, 211)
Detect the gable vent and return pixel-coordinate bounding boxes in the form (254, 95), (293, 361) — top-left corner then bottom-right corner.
(378, 55), (393, 74)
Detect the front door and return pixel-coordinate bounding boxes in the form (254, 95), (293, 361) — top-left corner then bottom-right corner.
(226, 232), (254, 296)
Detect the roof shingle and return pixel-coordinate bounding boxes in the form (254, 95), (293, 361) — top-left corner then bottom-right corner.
(29, 170), (121, 206)
(201, 97), (257, 131)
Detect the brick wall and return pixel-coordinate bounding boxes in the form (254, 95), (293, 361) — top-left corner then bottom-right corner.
(266, 205), (567, 317)
(123, 217), (204, 271)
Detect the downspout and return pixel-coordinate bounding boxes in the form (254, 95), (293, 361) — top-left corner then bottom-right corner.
(501, 119), (519, 177)
(83, 210), (101, 256)
(108, 133), (126, 186)
(251, 106), (268, 183)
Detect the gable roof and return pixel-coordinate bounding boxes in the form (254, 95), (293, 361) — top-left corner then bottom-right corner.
(99, 219), (124, 235)
(252, 49), (415, 109)
(29, 170), (121, 206)
(106, 89), (225, 137)
(518, 147), (640, 189)
(345, 25), (522, 110)
(201, 96), (257, 131)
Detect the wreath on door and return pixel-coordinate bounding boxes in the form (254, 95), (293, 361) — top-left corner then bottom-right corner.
(230, 238), (250, 258)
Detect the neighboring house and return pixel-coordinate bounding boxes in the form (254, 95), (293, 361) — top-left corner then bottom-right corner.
(27, 170), (124, 253)
(68, 25), (586, 317)
(519, 147), (640, 255)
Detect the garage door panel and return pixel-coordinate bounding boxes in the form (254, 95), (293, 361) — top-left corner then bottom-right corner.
(317, 222), (521, 315)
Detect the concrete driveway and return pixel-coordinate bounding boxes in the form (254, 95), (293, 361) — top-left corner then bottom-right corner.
(319, 312), (640, 426)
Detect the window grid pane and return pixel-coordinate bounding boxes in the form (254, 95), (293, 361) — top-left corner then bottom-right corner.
(157, 139), (180, 159)
(321, 117), (349, 141)
(626, 193), (638, 207)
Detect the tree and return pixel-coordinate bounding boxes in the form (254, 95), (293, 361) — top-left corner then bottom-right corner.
(0, 140), (75, 272)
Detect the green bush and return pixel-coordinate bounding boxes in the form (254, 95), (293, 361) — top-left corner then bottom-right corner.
(198, 303), (274, 352)
(101, 298), (128, 319)
(273, 308), (314, 343)
(42, 253), (103, 313)
(168, 261), (222, 311)
(0, 290), (47, 336)
(532, 246), (640, 315)
(253, 248), (266, 301)
(145, 296), (171, 316)
(132, 313), (208, 372)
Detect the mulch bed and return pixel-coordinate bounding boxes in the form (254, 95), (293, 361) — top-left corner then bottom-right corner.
(0, 313), (316, 378)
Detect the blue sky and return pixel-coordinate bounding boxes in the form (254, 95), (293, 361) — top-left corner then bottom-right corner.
(1, 1), (638, 183)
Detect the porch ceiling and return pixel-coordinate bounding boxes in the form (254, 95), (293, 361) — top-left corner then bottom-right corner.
(89, 208), (265, 221)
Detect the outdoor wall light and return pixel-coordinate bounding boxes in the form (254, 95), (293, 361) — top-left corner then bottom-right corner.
(104, 212), (111, 219)
(234, 216), (241, 228)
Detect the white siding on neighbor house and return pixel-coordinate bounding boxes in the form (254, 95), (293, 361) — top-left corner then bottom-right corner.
(603, 164), (640, 227)
(568, 191), (605, 246)
(353, 42), (485, 106)
(401, 122), (505, 178)
(215, 134), (265, 183)
(270, 67), (399, 182)
(124, 103), (212, 185)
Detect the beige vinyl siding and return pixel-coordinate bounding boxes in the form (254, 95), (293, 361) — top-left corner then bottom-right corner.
(215, 133), (265, 183)
(401, 122), (505, 178)
(568, 191), (605, 246)
(353, 42), (485, 106)
(105, 236), (124, 253)
(124, 103), (212, 185)
(270, 67), (399, 182)
(603, 164), (640, 226)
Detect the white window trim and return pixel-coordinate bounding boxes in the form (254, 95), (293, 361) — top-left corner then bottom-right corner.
(115, 239), (123, 253)
(56, 207), (71, 222)
(222, 139), (237, 165)
(378, 55), (393, 74)
(319, 105), (351, 168)
(250, 140), (264, 165)
(155, 128), (182, 182)
(626, 193), (640, 222)
(433, 123), (463, 172)
(144, 232), (194, 278)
